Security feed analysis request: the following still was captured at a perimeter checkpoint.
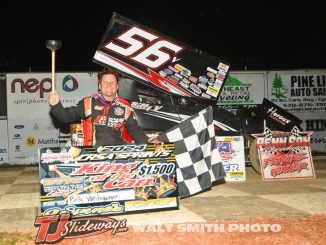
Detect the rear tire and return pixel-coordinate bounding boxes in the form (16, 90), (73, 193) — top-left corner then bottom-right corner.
(249, 139), (261, 174)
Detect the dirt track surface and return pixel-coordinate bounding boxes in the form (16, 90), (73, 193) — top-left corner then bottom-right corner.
(18, 215), (326, 244)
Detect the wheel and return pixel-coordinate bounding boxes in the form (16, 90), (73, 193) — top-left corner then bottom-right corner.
(249, 138), (261, 174)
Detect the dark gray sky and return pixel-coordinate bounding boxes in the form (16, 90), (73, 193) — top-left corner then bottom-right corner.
(1, 0), (326, 72)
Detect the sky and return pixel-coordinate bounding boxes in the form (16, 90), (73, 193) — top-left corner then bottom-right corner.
(1, 0), (326, 73)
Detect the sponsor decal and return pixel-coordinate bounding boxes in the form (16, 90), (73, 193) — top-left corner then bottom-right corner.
(168, 65), (180, 73)
(190, 84), (201, 94)
(218, 63), (229, 72)
(159, 70), (167, 77)
(166, 75), (178, 84)
(14, 124), (24, 129)
(131, 102), (163, 111)
(33, 123), (40, 130)
(94, 105), (103, 110)
(163, 68), (173, 75)
(197, 83), (208, 90)
(188, 76), (198, 83)
(41, 148), (73, 163)
(26, 136), (36, 147)
(199, 76), (208, 83)
(34, 214), (128, 244)
(207, 67), (218, 74)
(93, 115), (107, 125)
(114, 107), (124, 116)
(179, 81), (189, 89)
(206, 86), (219, 96)
(13, 134), (21, 139)
(266, 107), (291, 125)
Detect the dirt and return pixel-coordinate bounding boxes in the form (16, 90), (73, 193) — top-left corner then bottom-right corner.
(12, 214), (326, 244)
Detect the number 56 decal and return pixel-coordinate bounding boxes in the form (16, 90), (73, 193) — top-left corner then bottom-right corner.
(103, 26), (185, 69)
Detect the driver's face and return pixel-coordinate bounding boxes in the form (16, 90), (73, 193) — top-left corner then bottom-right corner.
(99, 74), (119, 100)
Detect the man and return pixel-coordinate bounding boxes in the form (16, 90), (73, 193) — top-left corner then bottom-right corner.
(49, 69), (152, 146)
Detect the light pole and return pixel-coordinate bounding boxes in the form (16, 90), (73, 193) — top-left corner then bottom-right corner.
(45, 40), (62, 92)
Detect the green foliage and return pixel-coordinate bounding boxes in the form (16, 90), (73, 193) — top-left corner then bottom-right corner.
(0, 232), (34, 245)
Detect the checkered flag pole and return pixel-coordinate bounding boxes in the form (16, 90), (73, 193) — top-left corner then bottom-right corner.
(158, 106), (226, 197)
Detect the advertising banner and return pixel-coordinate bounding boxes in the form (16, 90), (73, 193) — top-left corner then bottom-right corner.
(216, 136), (246, 182)
(39, 143), (178, 217)
(267, 70), (326, 154)
(253, 127), (315, 181)
(7, 73), (98, 119)
(0, 120), (9, 164)
(300, 112), (326, 154)
(6, 73), (98, 164)
(216, 72), (266, 110)
(93, 12), (230, 101)
(267, 70), (326, 113)
(0, 74), (9, 164)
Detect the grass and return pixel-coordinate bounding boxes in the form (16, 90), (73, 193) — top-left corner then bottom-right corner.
(0, 232), (34, 245)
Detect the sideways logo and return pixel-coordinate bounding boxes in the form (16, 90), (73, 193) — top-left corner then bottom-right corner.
(34, 214), (128, 244)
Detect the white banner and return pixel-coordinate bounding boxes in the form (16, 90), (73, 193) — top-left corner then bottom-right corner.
(7, 73), (98, 164)
(0, 120), (9, 164)
(266, 70), (326, 114)
(216, 136), (246, 182)
(266, 70), (326, 154)
(217, 71), (266, 107)
(7, 73), (98, 119)
(297, 112), (326, 154)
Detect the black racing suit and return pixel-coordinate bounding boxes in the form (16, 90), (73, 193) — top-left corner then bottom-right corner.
(50, 94), (148, 146)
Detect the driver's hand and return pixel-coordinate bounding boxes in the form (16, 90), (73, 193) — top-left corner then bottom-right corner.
(48, 91), (60, 106)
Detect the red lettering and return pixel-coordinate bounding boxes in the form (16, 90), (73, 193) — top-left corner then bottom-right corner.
(34, 214), (69, 243)
(10, 78), (52, 98)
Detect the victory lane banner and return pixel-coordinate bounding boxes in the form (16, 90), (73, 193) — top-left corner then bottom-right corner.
(93, 12), (230, 101)
(252, 127), (315, 181)
(39, 143), (178, 218)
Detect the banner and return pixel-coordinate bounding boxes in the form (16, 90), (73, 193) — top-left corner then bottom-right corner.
(216, 136), (246, 182)
(216, 72), (266, 110)
(93, 12), (230, 101)
(0, 74), (9, 164)
(39, 144), (178, 217)
(267, 70), (326, 154)
(267, 70), (326, 113)
(6, 73), (98, 164)
(253, 127), (315, 181)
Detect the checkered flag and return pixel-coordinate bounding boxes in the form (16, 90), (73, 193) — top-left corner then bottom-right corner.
(158, 106), (226, 197)
(264, 127), (273, 139)
(291, 126), (301, 138)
